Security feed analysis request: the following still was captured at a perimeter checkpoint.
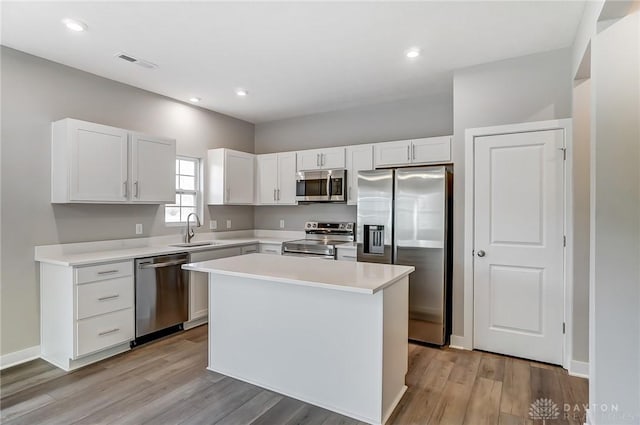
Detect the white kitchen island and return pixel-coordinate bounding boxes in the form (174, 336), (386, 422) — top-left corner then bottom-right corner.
(183, 253), (414, 425)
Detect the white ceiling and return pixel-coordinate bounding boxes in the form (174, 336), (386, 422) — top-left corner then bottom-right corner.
(1, 1), (585, 123)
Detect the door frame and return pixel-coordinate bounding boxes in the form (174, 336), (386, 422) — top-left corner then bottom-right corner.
(463, 119), (573, 370)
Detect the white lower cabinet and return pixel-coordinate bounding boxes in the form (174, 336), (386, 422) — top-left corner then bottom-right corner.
(185, 246), (244, 329)
(337, 248), (357, 262)
(259, 243), (282, 255)
(40, 260), (135, 371)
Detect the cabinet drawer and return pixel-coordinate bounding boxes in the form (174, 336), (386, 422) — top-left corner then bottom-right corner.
(241, 245), (258, 255)
(76, 308), (134, 357)
(76, 261), (133, 285)
(76, 277), (134, 320)
(259, 244), (282, 255)
(337, 251), (357, 262)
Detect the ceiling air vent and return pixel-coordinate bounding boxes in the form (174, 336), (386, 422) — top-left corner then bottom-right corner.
(115, 52), (158, 69)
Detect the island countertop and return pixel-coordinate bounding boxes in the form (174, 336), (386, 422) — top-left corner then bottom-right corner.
(183, 253), (414, 295)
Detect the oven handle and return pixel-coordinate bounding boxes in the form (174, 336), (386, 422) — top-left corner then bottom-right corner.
(139, 259), (188, 269)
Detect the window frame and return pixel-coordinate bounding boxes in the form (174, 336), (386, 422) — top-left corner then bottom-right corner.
(164, 155), (203, 227)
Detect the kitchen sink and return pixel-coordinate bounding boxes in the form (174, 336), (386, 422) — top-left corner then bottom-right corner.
(169, 241), (221, 248)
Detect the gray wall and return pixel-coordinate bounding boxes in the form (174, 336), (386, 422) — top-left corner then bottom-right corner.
(255, 91), (453, 154)
(253, 91), (453, 227)
(0, 47), (255, 355)
(571, 79), (591, 363)
(452, 48), (572, 339)
(590, 7), (639, 423)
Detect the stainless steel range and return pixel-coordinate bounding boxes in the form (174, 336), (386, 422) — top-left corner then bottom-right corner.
(282, 222), (355, 259)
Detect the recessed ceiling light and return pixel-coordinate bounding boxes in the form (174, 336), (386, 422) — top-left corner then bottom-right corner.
(406, 48), (421, 59)
(62, 18), (88, 32)
(236, 89), (248, 97)
(189, 97), (201, 103)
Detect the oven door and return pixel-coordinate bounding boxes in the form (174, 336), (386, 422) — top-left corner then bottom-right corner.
(296, 170), (346, 202)
(282, 251), (336, 260)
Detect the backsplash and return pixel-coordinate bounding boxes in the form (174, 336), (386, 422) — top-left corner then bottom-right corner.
(254, 204), (357, 230)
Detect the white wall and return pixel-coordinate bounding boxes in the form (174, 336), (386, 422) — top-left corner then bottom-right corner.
(452, 48), (573, 337)
(589, 4), (639, 423)
(0, 47), (255, 356)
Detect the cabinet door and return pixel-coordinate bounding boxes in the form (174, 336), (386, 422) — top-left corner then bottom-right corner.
(297, 150), (322, 171)
(373, 140), (412, 168)
(130, 134), (176, 203)
(69, 121), (129, 202)
(277, 152), (297, 205)
(411, 136), (451, 164)
(256, 154), (278, 205)
(188, 247), (243, 321)
(259, 244), (282, 255)
(225, 150), (254, 204)
(320, 147), (346, 169)
(346, 145), (373, 205)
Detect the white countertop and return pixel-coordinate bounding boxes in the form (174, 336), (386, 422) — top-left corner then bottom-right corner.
(183, 253), (414, 294)
(34, 231), (299, 267)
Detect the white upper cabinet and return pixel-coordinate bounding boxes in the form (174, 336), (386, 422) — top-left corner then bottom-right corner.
(296, 147), (345, 171)
(345, 145), (374, 205)
(130, 133), (176, 203)
(411, 136), (452, 164)
(373, 136), (451, 168)
(256, 152), (297, 205)
(51, 118), (175, 204)
(373, 140), (412, 168)
(208, 148), (255, 205)
(256, 154), (279, 205)
(276, 152), (297, 204)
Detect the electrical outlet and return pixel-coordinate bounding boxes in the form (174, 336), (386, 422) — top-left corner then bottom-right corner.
(226, 219), (232, 229)
(280, 219), (285, 229)
(135, 224), (143, 235)
(209, 220), (217, 230)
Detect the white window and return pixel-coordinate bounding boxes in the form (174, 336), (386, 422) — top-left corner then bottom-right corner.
(165, 156), (202, 224)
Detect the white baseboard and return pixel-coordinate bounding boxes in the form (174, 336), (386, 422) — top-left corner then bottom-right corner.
(0, 345), (40, 370)
(449, 335), (468, 350)
(569, 360), (589, 378)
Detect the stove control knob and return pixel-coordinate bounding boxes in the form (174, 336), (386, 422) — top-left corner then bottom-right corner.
(312, 223), (317, 228)
(306, 223), (312, 229)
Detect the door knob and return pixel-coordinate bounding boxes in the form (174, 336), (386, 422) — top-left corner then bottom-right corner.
(477, 250), (486, 257)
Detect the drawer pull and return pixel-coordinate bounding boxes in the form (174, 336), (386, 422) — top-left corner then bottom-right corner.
(97, 294), (120, 301)
(342, 255), (356, 259)
(97, 270), (119, 275)
(98, 328), (120, 336)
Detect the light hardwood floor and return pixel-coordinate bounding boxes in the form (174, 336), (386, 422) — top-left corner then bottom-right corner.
(0, 325), (587, 425)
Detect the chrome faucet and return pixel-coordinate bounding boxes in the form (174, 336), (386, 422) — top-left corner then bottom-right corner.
(185, 213), (201, 244)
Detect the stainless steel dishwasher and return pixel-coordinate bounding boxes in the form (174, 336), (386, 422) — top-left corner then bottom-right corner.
(134, 253), (189, 343)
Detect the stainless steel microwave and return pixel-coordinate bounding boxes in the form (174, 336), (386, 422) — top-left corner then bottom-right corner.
(296, 170), (346, 203)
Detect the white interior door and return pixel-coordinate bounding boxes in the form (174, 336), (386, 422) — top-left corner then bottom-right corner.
(473, 129), (565, 365)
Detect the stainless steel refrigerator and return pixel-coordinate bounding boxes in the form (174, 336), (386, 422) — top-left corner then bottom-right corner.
(357, 166), (452, 345)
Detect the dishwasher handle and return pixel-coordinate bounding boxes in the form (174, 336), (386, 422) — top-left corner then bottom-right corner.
(138, 259), (188, 269)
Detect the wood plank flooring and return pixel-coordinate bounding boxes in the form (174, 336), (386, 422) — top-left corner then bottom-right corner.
(0, 325), (588, 425)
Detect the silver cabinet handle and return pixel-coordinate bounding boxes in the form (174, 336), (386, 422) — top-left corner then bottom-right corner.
(277, 189), (280, 201)
(407, 145), (411, 160)
(316, 154), (320, 166)
(98, 294), (120, 301)
(123, 181), (128, 198)
(321, 154), (325, 166)
(348, 186), (352, 201)
(97, 269), (119, 275)
(98, 328), (120, 336)
(273, 188), (276, 201)
(477, 250), (486, 257)
(226, 187), (230, 201)
(412, 144), (416, 160)
(134, 181), (139, 198)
